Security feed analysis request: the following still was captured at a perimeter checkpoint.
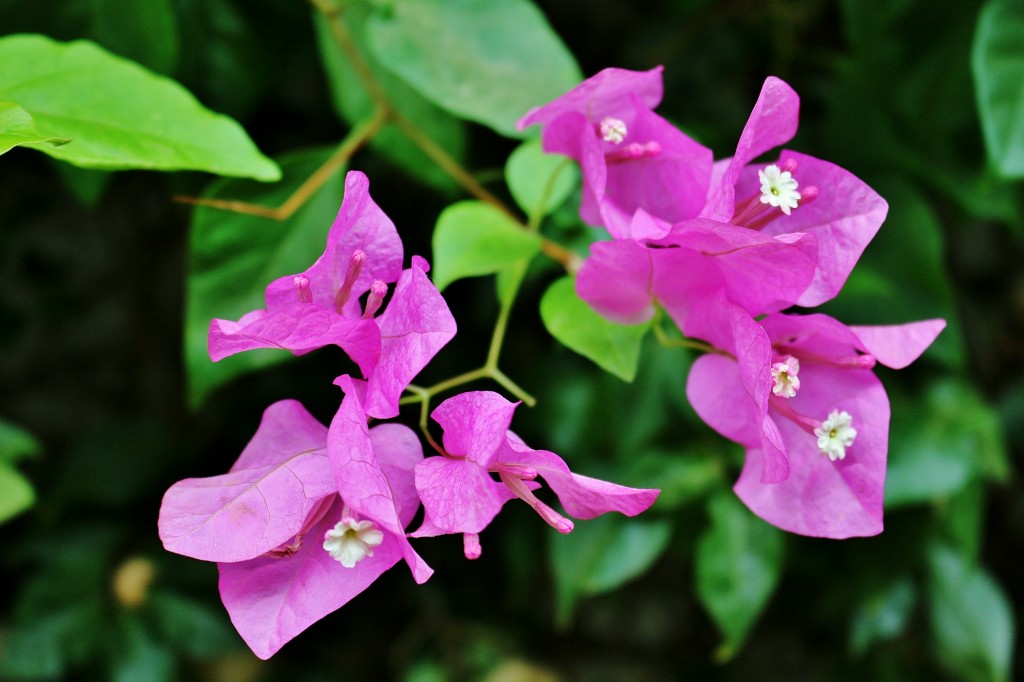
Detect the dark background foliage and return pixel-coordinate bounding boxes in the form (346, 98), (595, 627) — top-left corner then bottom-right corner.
(1, 0), (1020, 680)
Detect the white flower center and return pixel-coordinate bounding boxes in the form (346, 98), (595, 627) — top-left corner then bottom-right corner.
(814, 410), (857, 461)
(758, 164), (801, 216)
(600, 117), (627, 144)
(323, 517), (384, 568)
(770, 356), (801, 398)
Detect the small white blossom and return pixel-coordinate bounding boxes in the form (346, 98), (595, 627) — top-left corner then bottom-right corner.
(814, 410), (857, 461)
(599, 117), (627, 144)
(770, 356), (801, 398)
(323, 517), (384, 568)
(758, 164), (802, 215)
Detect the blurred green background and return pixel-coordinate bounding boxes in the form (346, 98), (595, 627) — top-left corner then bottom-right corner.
(0, 0), (1021, 680)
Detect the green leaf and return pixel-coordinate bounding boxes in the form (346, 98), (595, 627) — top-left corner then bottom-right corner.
(431, 201), (540, 291)
(936, 481), (986, 563)
(973, 0), (1024, 178)
(0, 417), (41, 465)
(0, 101), (70, 155)
(695, 492), (784, 660)
(539, 276), (649, 382)
(0, 34), (279, 179)
(505, 137), (578, 218)
(0, 464), (34, 524)
(366, 0), (581, 137)
(549, 515), (672, 627)
(624, 451), (723, 511)
(849, 577), (917, 655)
(886, 380), (1009, 507)
(146, 591), (237, 658)
(111, 613), (176, 682)
(313, 6), (465, 191)
(185, 147), (345, 407)
(90, 0), (180, 74)
(928, 544), (1014, 682)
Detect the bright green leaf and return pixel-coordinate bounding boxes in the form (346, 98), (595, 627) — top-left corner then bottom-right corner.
(696, 492), (784, 660)
(886, 380), (1008, 507)
(928, 544), (1014, 682)
(432, 201), (541, 291)
(185, 148), (345, 407)
(849, 577), (916, 655)
(540, 276), (649, 382)
(0, 464), (35, 524)
(313, 7), (465, 191)
(973, 0), (1024, 178)
(367, 0), (581, 137)
(0, 34), (279, 179)
(90, 0), (179, 74)
(0, 101), (70, 155)
(549, 515), (672, 627)
(505, 137), (578, 218)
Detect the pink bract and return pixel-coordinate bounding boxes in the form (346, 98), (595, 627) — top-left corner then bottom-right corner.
(206, 171), (456, 419)
(518, 66), (712, 239)
(411, 391), (659, 555)
(686, 309), (944, 538)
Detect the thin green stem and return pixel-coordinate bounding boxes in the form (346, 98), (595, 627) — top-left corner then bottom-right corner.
(651, 308), (730, 357)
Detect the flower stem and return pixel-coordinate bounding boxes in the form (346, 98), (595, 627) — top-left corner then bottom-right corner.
(310, 0), (576, 271)
(173, 108), (387, 219)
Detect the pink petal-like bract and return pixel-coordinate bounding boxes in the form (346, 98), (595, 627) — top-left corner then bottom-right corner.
(363, 256), (458, 419)
(329, 375), (432, 584)
(218, 497), (403, 659)
(518, 66), (711, 238)
(158, 400), (333, 562)
(207, 170), (401, 366)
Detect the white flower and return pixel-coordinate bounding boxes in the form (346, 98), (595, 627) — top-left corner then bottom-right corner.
(814, 410), (857, 461)
(758, 164), (801, 215)
(323, 517), (384, 568)
(599, 116), (627, 144)
(770, 356), (801, 398)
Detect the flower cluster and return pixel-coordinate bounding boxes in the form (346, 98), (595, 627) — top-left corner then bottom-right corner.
(158, 171), (658, 659)
(519, 68), (944, 539)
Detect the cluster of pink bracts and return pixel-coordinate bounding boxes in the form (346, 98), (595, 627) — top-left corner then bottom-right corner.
(158, 67), (943, 659)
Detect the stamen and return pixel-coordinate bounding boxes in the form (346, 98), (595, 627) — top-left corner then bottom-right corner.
(773, 347), (876, 370)
(599, 117), (627, 144)
(362, 280), (388, 319)
(770, 356), (801, 398)
(494, 462), (538, 480)
(323, 515), (384, 567)
(499, 472), (574, 533)
(334, 250), (367, 313)
(463, 533), (482, 560)
(814, 410), (857, 461)
(768, 396), (820, 437)
(606, 141), (661, 164)
(293, 275), (312, 304)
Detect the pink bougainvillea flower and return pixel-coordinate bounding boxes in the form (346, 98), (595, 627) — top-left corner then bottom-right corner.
(575, 216), (819, 327)
(517, 66), (712, 240)
(700, 77), (889, 307)
(410, 391), (659, 558)
(685, 305), (945, 538)
(207, 171), (456, 419)
(158, 398), (427, 659)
